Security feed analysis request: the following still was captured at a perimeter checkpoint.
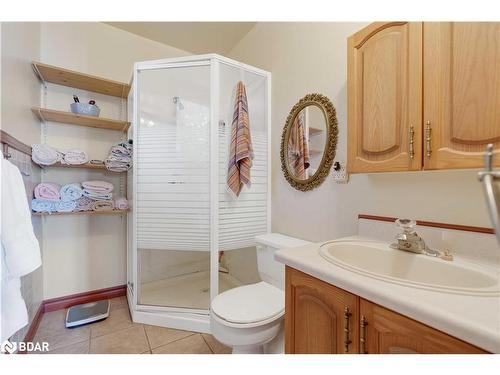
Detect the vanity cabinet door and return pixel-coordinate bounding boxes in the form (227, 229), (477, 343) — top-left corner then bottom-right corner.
(347, 22), (423, 173)
(285, 267), (359, 354)
(423, 22), (500, 169)
(359, 299), (487, 354)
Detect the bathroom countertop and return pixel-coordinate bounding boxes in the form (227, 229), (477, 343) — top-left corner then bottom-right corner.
(275, 236), (500, 353)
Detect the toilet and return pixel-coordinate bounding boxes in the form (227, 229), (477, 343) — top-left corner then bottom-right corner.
(210, 233), (311, 354)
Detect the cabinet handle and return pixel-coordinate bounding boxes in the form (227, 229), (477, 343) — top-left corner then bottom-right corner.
(360, 316), (368, 354)
(343, 306), (352, 353)
(409, 125), (415, 159)
(425, 121), (432, 158)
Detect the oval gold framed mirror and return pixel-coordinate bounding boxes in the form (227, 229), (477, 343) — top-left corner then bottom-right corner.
(280, 93), (338, 191)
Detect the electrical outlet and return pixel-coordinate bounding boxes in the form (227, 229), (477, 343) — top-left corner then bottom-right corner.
(332, 161), (349, 183)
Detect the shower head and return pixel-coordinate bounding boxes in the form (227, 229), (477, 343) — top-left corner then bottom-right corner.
(173, 96), (184, 110)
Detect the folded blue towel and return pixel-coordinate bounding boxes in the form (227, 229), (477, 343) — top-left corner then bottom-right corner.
(60, 183), (83, 202)
(32, 199), (56, 213)
(54, 200), (77, 212)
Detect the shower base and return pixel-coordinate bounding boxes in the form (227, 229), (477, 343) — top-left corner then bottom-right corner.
(139, 270), (242, 310)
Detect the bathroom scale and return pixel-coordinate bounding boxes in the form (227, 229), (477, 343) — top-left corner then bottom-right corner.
(65, 300), (110, 328)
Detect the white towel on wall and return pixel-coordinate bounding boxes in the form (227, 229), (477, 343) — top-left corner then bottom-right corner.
(1, 153), (42, 342)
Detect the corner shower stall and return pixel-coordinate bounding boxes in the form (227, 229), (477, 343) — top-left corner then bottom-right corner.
(126, 55), (271, 332)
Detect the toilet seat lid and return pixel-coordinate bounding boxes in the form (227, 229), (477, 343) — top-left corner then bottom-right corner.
(211, 281), (284, 324)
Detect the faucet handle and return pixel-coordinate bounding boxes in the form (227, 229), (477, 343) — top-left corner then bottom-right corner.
(440, 249), (454, 261)
(395, 218), (417, 234)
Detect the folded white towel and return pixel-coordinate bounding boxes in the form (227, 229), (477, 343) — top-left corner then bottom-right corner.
(82, 180), (114, 193)
(63, 149), (88, 165)
(31, 144), (62, 166)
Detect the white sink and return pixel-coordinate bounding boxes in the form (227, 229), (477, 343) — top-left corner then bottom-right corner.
(319, 240), (500, 296)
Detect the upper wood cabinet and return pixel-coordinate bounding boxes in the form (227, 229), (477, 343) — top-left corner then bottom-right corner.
(285, 266), (359, 354)
(348, 22), (500, 173)
(423, 22), (500, 169)
(347, 22), (423, 173)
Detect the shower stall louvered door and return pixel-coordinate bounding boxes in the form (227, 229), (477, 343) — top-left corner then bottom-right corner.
(136, 62), (212, 313)
(130, 56), (271, 332)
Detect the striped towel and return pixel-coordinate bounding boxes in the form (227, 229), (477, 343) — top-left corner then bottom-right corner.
(227, 81), (254, 197)
(287, 110), (310, 179)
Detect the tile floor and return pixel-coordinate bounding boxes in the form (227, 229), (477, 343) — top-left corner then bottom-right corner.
(30, 297), (231, 354)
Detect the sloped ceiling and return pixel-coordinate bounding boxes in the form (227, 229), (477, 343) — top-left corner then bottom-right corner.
(105, 22), (256, 55)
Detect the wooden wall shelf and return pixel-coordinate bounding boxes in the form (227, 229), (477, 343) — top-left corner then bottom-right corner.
(48, 162), (107, 171)
(32, 107), (130, 132)
(33, 209), (129, 216)
(32, 61), (131, 98)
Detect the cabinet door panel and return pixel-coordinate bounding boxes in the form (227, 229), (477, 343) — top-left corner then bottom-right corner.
(360, 299), (487, 354)
(348, 22), (422, 172)
(285, 267), (358, 354)
(423, 22), (500, 169)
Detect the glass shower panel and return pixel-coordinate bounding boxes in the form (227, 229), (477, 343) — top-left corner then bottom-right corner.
(136, 64), (211, 310)
(217, 63), (269, 293)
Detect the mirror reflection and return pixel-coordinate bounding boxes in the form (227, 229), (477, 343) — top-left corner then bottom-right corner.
(287, 105), (327, 180)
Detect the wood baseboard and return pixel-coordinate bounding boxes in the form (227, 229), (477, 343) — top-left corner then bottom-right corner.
(17, 303), (45, 353)
(43, 284), (127, 313)
(358, 214), (495, 234)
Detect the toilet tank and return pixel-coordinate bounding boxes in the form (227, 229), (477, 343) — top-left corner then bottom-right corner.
(254, 233), (311, 290)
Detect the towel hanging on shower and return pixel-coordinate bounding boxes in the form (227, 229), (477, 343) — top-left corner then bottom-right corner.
(227, 81), (254, 197)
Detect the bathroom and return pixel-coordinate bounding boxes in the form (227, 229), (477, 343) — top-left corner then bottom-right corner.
(1, 1), (499, 373)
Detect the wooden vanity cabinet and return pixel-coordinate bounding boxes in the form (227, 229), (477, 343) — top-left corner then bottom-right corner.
(359, 299), (486, 354)
(347, 22), (500, 173)
(285, 267), (488, 354)
(285, 267), (359, 354)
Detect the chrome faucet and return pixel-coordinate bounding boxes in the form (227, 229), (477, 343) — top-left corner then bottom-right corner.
(391, 219), (452, 260)
(478, 144), (500, 245)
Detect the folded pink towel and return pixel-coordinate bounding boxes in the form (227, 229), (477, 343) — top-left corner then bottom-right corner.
(81, 180), (114, 193)
(34, 182), (61, 201)
(92, 200), (115, 211)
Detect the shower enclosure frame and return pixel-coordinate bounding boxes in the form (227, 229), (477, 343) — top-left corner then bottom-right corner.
(127, 54), (271, 333)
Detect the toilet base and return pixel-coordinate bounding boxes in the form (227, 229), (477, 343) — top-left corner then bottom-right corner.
(232, 345), (264, 354)
(211, 313), (284, 354)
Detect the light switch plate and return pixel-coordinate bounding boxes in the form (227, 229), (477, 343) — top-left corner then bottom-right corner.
(332, 161), (349, 183)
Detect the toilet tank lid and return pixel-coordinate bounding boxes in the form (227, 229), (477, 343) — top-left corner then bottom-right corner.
(255, 233), (311, 249)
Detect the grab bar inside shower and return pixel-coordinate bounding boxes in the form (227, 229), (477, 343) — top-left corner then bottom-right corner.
(478, 144), (500, 244)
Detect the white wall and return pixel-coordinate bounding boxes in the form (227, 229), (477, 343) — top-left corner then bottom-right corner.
(228, 22), (492, 242)
(40, 22), (190, 298)
(1, 22), (41, 144)
(1, 22), (44, 343)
